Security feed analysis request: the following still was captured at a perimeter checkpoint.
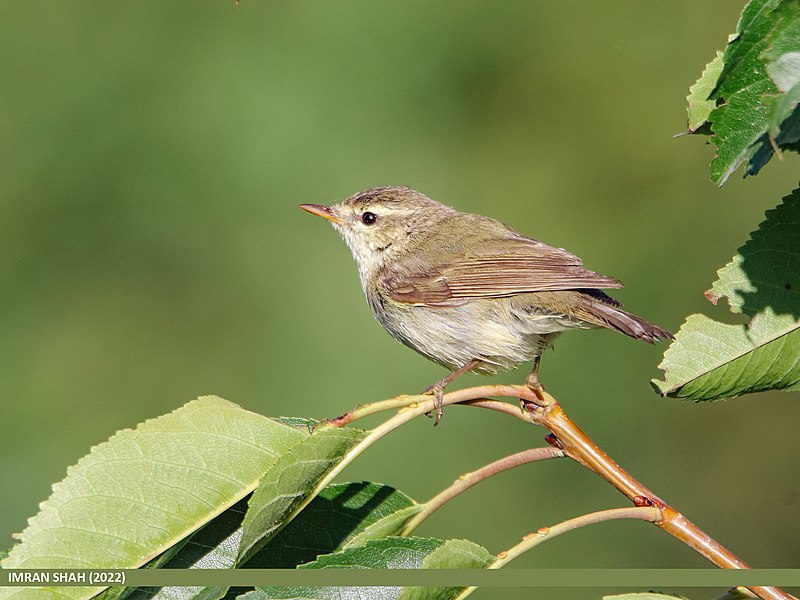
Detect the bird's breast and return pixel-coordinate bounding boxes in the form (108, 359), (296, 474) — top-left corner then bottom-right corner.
(365, 292), (572, 373)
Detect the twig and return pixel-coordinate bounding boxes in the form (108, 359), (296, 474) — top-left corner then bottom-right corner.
(715, 589), (759, 600)
(399, 447), (565, 536)
(325, 385), (794, 600)
(325, 384), (540, 427)
(454, 506), (663, 600)
(507, 388), (794, 600)
(515, 387), (793, 600)
(314, 388), (534, 500)
(310, 400), (435, 504)
(327, 394), (427, 427)
(491, 505), (663, 567)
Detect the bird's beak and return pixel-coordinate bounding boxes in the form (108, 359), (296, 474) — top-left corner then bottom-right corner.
(299, 203), (343, 224)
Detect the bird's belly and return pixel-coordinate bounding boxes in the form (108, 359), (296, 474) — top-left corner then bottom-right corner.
(374, 295), (588, 374)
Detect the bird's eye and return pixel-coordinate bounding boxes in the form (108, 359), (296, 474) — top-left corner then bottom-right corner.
(361, 211), (378, 225)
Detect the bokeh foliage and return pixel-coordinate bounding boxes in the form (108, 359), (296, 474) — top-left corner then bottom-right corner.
(2, 3), (799, 598)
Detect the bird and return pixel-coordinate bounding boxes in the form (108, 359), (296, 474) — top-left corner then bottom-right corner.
(301, 186), (672, 423)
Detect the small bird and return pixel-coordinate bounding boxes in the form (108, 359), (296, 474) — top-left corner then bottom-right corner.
(301, 186), (671, 423)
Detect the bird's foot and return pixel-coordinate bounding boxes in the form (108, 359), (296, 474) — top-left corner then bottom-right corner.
(422, 382), (445, 426)
(421, 360), (481, 426)
(525, 370), (545, 393)
(521, 372), (546, 413)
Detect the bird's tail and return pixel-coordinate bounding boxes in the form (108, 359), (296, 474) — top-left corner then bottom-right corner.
(582, 295), (673, 343)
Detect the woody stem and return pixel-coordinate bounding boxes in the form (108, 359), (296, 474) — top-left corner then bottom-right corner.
(327, 384), (793, 600)
(398, 446), (565, 537)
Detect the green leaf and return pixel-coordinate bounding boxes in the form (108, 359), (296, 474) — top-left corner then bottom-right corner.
(415, 537), (494, 568)
(653, 187), (800, 400)
(245, 481), (421, 567)
(603, 588), (756, 600)
(603, 594), (689, 600)
(105, 500), (249, 600)
(708, 0), (780, 183)
(687, 51), (724, 132)
(107, 482), (418, 600)
(246, 537), (494, 600)
(687, 0), (800, 183)
(124, 585), (229, 600)
(237, 426), (368, 564)
(342, 505), (422, 550)
(0, 397), (309, 600)
(714, 588), (758, 600)
(273, 416), (319, 430)
(308, 536), (446, 568)
(239, 588), (397, 600)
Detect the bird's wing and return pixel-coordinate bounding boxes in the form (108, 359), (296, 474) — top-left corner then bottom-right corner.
(380, 236), (623, 307)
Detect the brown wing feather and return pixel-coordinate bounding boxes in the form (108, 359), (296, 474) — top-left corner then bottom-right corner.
(382, 235), (623, 307)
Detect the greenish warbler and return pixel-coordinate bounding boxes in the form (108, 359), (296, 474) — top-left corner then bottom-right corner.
(301, 186), (671, 424)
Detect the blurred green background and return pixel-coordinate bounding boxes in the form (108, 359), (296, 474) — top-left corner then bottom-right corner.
(2, 0), (798, 595)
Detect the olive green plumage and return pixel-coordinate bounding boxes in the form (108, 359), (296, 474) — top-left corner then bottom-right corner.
(301, 186), (671, 405)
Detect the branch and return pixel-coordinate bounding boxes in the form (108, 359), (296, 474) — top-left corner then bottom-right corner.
(327, 384), (795, 600)
(491, 505), (663, 568)
(326, 384), (532, 427)
(508, 388), (795, 600)
(399, 446), (565, 536)
(454, 507), (663, 600)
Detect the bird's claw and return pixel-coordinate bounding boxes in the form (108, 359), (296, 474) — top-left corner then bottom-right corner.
(423, 383), (445, 426)
(520, 377), (547, 414)
(524, 370), (547, 404)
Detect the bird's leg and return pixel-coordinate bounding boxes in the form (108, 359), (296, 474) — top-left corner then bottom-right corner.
(522, 354), (546, 411)
(423, 359), (481, 426)
(525, 354), (543, 390)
